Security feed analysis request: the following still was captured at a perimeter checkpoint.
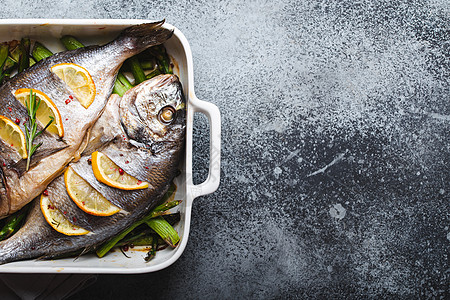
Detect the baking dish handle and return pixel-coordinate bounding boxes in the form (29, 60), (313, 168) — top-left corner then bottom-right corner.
(188, 95), (221, 200)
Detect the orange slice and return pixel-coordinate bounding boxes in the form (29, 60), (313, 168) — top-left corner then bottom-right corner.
(50, 63), (96, 108)
(91, 151), (149, 190)
(14, 88), (64, 137)
(0, 115), (27, 159)
(40, 194), (89, 236)
(64, 166), (120, 216)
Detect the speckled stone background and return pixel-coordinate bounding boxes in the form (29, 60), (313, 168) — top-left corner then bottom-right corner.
(1, 0), (449, 298)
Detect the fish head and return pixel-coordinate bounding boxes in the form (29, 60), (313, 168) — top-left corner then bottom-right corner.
(119, 74), (186, 150)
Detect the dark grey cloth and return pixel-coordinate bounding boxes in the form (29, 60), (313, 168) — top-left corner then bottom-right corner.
(0, 274), (96, 300)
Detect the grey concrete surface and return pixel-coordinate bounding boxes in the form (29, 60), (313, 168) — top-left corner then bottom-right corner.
(0, 0), (448, 298)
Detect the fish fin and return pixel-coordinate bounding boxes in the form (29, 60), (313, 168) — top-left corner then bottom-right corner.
(150, 141), (179, 155)
(10, 144), (69, 176)
(37, 246), (92, 261)
(110, 20), (174, 55)
(72, 128), (92, 162)
(0, 166), (10, 218)
(35, 254), (48, 261)
(72, 247), (92, 262)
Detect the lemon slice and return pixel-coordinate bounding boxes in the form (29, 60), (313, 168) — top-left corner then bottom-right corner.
(65, 166), (120, 216)
(14, 88), (64, 137)
(91, 151), (149, 190)
(40, 194), (89, 236)
(50, 63), (96, 109)
(0, 115), (27, 159)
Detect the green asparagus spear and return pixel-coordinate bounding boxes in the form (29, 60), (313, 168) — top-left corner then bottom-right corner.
(149, 200), (182, 218)
(117, 231), (154, 247)
(17, 38), (30, 73)
(32, 42), (53, 62)
(127, 56), (146, 85)
(141, 45), (171, 73)
(60, 35), (85, 50)
(96, 184), (179, 258)
(96, 220), (140, 258)
(145, 216), (180, 247)
(112, 72), (134, 96)
(3, 56), (17, 71)
(140, 59), (156, 70)
(8, 44), (20, 62)
(157, 45), (172, 74)
(112, 79), (127, 96)
(0, 44), (9, 70)
(144, 234), (159, 262)
(0, 209), (26, 241)
(96, 208), (180, 257)
(0, 44), (9, 84)
(145, 68), (161, 80)
(127, 236), (155, 247)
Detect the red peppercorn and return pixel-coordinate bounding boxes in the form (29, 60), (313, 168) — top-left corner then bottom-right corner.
(72, 217), (77, 222)
(2, 162), (5, 167)
(7, 107), (12, 112)
(43, 190), (49, 196)
(125, 160), (129, 164)
(14, 118), (20, 124)
(118, 168), (124, 175)
(87, 158), (92, 165)
(122, 245), (129, 251)
(65, 99), (71, 104)
(137, 180), (142, 185)
(69, 95), (73, 100)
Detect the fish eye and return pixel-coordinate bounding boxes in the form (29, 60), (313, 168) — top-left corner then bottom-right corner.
(158, 106), (176, 124)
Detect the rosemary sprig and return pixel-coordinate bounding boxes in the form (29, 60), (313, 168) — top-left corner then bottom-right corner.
(24, 89), (53, 171)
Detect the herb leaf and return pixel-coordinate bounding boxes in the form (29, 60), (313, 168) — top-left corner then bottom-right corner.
(24, 89), (53, 171)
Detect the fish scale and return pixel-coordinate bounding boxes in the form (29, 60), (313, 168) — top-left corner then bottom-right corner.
(0, 21), (173, 218)
(0, 74), (185, 264)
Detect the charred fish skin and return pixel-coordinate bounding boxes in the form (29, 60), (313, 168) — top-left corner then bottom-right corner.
(0, 75), (186, 264)
(0, 21), (174, 218)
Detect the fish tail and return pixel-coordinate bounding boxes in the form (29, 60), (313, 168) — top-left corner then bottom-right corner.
(0, 201), (52, 265)
(0, 243), (15, 265)
(0, 236), (38, 265)
(0, 228), (25, 265)
(111, 20), (174, 56)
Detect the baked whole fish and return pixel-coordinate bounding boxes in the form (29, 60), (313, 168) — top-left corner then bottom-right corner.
(0, 74), (186, 264)
(0, 21), (173, 218)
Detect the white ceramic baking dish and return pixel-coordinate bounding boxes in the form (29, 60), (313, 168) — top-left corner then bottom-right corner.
(0, 19), (221, 274)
